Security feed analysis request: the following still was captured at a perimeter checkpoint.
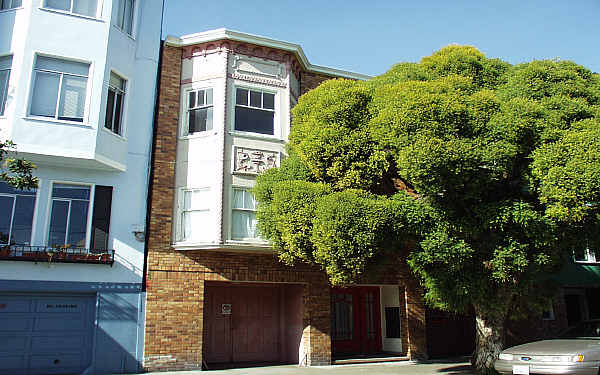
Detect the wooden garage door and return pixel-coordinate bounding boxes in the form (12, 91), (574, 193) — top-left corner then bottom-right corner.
(204, 283), (280, 364)
(0, 294), (95, 375)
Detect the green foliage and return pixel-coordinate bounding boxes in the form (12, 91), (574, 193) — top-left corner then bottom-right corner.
(0, 139), (38, 190)
(254, 46), (600, 339)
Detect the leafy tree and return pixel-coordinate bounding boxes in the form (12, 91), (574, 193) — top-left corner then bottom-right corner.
(254, 46), (600, 374)
(0, 139), (38, 189)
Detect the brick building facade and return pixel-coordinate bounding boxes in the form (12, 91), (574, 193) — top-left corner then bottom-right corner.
(143, 29), (426, 372)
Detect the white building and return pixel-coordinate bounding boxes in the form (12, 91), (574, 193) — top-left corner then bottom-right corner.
(0, 1), (162, 374)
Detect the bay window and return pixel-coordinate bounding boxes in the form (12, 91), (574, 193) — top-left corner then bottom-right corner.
(234, 88), (275, 135)
(231, 188), (260, 240)
(30, 56), (89, 123)
(0, 182), (36, 246)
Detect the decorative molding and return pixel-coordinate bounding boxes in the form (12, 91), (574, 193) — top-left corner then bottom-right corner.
(231, 54), (286, 79)
(228, 72), (288, 88)
(233, 146), (278, 175)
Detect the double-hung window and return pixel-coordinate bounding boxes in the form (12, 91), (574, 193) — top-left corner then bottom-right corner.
(180, 188), (210, 242)
(31, 56), (89, 123)
(44, 0), (98, 17)
(105, 72), (126, 135)
(187, 88), (213, 134)
(235, 88), (275, 135)
(0, 182), (36, 246)
(1, 0), (22, 10)
(0, 55), (11, 116)
(115, 0), (135, 35)
(231, 188), (260, 240)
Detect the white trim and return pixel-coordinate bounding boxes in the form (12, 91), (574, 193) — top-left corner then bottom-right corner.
(165, 29), (372, 81)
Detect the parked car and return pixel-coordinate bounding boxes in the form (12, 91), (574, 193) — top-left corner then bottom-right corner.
(495, 320), (600, 375)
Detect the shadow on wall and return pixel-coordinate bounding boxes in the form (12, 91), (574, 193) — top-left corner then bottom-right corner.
(91, 293), (143, 374)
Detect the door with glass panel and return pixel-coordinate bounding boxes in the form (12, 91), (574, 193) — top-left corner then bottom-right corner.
(331, 286), (382, 356)
(48, 184), (91, 248)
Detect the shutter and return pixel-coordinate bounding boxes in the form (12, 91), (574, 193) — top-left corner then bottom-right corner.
(90, 186), (113, 250)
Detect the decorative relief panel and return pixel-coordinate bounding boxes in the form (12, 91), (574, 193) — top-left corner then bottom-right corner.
(230, 54), (287, 88)
(233, 147), (279, 175)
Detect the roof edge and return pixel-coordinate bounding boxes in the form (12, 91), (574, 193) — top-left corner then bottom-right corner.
(164, 29), (372, 80)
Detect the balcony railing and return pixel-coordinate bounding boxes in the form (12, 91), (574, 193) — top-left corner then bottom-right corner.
(0, 245), (115, 266)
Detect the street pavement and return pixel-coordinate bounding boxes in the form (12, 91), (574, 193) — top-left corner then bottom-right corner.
(140, 358), (474, 375)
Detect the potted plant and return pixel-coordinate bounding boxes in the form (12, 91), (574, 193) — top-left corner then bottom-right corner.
(0, 247), (11, 257)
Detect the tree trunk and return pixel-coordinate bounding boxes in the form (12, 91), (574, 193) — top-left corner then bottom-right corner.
(472, 306), (506, 375)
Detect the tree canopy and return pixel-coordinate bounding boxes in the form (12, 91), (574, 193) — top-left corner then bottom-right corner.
(0, 138), (38, 189)
(254, 45), (600, 373)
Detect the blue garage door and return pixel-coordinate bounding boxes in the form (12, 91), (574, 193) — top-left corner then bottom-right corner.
(0, 294), (95, 375)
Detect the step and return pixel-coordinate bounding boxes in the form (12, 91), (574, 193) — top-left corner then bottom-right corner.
(332, 355), (410, 365)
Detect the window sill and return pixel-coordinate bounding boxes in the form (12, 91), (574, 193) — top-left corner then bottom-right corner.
(179, 131), (218, 140)
(575, 260), (600, 265)
(228, 131), (284, 143)
(112, 24), (135, 41)
(23, 116), (90, 127)
(101, 126), (127, 141)
(173, 241), (273, 253)
(0, 6), (23, 13)
(39, 7), (104, 22)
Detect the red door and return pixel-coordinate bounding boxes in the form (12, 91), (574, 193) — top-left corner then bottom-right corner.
(331, 286), (382, 356)
(204, 283), (281, 364)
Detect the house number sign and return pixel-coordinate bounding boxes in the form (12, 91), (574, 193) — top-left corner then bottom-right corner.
(221, 304), (232, 315)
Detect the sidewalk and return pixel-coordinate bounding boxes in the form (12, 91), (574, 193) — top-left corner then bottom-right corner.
(141, 358), (474, 375)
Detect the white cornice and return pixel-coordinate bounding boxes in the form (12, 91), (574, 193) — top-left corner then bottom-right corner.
(164, 28), (372, 81)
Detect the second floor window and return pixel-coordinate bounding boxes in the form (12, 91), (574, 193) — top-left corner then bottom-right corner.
(0, 182), (36, 246)
(187, 88), (213, 134)
(1, 0), (22, 10)
(235, 88), (275, 135)
(115, 0), (135, 35)
(231, 188), (260, 240)
(30, 56), (89, 123)
(45, 0), (98, 17)
(0, 55), (11, 116)
(180, 188), (210, 242)
(105, 72), (126, 135)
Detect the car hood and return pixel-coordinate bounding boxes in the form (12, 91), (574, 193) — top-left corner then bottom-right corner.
(504, 340), (600, 355)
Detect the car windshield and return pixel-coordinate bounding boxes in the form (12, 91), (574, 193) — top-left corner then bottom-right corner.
(559, 321), (600, 339)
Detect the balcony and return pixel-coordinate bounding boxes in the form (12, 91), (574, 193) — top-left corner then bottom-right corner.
(0, 245), (115, 266)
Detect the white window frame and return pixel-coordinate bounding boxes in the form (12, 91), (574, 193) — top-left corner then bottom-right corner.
(46, 181), (94, 249)
(233, 86), (278, 137)
(43, 0), (100, 18)
(574, 248), (598, 264)
(1, 0), (22, 10)
(185, 87), (213, 135)
(0, 183), (37, 246)
(0, 55), (11, 116)
(29, 55), (91, 124)
(114, 0), (136, 36)
(104, 71), (127, 135)
(177, 187), (211, 243)
(230, 187), (263, 242)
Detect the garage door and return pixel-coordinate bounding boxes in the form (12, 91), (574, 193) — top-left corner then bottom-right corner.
(0, 294), (95, 375)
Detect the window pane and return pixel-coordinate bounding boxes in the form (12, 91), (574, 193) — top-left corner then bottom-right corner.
(184, 189), (210, 210)
(0, 55), (11, 70)
(116, 0), (125, 28)
(232, 189), (244, 209)
(236, 88), (248, 106)
(36, 56), (89, 76)
(58, 75), (86, 121)
(244, 191), (255, 210)
(0, 196), (14, 245)
(232, 210), (257, 239)
(234, 107), (274, 135)
(205, 88), (213, 105)
(196, 90), (204, 107)
(49, 200), (69, 246)
(68, 199), (89, 247)
(0, 182), (36, 195)
(31, 71), (60, 118)
(113, 92), (123, 134)
(188, 91), (196, 109)
(109, 72), (125, 90)
(11, 195), (35, 245)
(105, 89), (115, 130)
(123, 0), (134, 34)
(183, 210), (210, 241)
(12, 0), (22, 7)
(249, 90), (261, 108)
(0, 70), (9, 116)
(52, 184), (90, 200)
(263, 93), (275, 110)
(45, 0), (70, 12)
(73, 0), (97, 16)
(189, 107), (212, 133)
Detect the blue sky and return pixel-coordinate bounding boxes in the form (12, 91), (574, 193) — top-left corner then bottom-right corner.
(162, 0), (599, 77)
